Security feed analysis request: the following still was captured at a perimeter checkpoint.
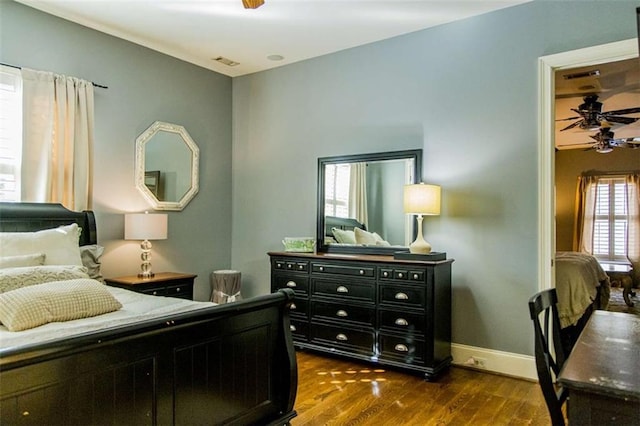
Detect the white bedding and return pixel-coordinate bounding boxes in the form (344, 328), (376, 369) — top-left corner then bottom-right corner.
(0, 286), (215, 351)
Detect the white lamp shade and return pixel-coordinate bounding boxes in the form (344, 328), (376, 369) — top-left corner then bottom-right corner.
(404, 183), (441, 215)
(125, 213), (168, 240)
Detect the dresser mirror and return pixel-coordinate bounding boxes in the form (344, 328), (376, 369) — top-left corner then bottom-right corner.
(135, 121), (200, 211)
(317, 149), (422, 255)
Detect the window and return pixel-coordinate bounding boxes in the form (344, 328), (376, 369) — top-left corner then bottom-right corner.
(0, 66), (22, 202)
(592, 178), (627, 262)
(324, 163), (350, 217)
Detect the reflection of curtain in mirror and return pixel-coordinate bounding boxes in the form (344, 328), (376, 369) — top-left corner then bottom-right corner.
(625, 174), (640, 286)
(349, 162), (368, 227)
(21, 68), (94, 211)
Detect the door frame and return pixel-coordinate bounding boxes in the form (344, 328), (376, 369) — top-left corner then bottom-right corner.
(537, 38), (638, 291)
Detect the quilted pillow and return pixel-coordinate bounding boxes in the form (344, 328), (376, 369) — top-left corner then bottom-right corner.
(0, 265), (89, 294)
(0, 279), (122, 331)
(0, 223), (82, 266)
(0, 253), (46, 269)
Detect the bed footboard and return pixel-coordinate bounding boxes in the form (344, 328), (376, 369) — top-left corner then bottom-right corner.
(0, 289), (297, 425)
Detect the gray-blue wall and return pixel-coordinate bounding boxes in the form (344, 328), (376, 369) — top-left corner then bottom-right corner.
(0, 0), (233, 301)
(231, 0), (639, 355)
(1, 0), (637, 356)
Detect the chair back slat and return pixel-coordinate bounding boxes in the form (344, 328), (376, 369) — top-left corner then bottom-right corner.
(528, 288), (568, 426)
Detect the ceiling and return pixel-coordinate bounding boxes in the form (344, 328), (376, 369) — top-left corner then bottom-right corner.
(16, 0), (531, 77)
(555, 58), (640, 150)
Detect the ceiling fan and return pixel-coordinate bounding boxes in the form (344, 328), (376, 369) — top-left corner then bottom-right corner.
(585, 121), (640, 153)
(557, 94), (640, 132)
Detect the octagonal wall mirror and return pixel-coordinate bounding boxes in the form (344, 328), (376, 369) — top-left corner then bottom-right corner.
(135, 121), (200, 211)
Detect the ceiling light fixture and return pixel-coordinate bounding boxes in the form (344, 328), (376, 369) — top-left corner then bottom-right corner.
(213, 56), (240, 67)
(267, 55), (284, 61)
(242, 0), (264, 9)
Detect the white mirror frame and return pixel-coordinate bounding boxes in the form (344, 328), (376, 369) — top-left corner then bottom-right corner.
(537, 39), (638, 292)
(135, 121), (200, 211)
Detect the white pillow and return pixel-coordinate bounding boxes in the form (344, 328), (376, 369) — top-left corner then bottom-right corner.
(332, 227), (356, 244)
(0, 279), (122, 331)
(0, 223), (82, 266)
(354, 227), (377, 245)
(0, 264), (89, 294)
(0, 253), (46, 269)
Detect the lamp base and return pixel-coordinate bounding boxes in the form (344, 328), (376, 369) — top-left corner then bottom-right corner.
(138, 272), (155, 279)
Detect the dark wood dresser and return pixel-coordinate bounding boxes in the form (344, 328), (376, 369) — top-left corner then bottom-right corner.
(269, 251), (453, 380)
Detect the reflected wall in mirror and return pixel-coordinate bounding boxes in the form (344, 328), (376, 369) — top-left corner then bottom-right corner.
(135, 121), (200, 211)
(317, 149), (422, 255)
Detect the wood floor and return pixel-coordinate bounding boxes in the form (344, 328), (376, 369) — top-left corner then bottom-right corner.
(291, 351), (551, 426)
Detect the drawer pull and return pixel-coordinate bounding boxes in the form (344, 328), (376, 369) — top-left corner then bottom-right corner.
(395, 318), (408, 326)
(336, 286), (349, 293)
(287, 263), (293, 269)
(153, 291), (158, 296)
(395, 292), (409, 300)
(383, 271), (389, 277)
(286, 281), (297, 288)
(290, 303), (297, 310)
(398, 272), (404, 278)
(336, 310), (348, 317)
(413, 273), (419, 280)
(336, 333), (348, 341)
(319, 266), (325, 272)
(290, 325), (296, 332)
(298, 264), (304, 270)
(395, 344), (409, 352)
(359, 269), (365, 275)
(176, 287), (181, 292)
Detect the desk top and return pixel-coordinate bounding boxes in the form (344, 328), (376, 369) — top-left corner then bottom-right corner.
(558, 310), (640, 401)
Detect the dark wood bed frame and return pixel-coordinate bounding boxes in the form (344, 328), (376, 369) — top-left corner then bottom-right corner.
(0, 202), (297, 425)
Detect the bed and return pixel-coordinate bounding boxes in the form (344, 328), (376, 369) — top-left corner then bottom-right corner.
(0, 202), (297, 425)
(555, 251), (610, 354)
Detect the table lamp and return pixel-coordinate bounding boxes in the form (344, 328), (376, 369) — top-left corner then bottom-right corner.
(404, 183), (441, 254)
(125, 212), (168, 278)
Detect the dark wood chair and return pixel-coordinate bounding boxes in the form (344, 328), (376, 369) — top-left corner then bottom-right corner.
(528, 288), (568, 426)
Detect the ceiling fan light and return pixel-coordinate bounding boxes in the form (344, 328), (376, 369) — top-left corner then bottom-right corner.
(242, 0), (264, 8)
(596, 146), (613, 153)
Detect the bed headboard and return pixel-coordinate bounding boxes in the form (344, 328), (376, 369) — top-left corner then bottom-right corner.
(0, 202), (97, 246)
(325, 215), (366, 237)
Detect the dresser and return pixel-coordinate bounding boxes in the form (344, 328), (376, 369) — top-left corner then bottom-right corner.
(105, 272), (196, 300)
(269, 252), (452, 380)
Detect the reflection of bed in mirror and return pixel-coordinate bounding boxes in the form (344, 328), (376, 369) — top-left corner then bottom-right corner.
(317, 149), (422, 255)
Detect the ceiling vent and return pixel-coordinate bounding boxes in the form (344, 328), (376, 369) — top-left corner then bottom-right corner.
(213, 56), (240, 67)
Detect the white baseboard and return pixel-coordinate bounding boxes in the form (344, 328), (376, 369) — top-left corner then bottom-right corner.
(451, 343), (537, 381)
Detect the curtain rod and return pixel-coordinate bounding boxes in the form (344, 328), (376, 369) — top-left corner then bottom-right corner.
(581, 169), (640, 176)
(0, 62), (108, 89)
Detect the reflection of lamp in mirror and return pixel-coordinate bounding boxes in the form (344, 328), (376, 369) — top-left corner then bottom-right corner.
(125, 212), (168, 278)
(404, 183), (441, 254)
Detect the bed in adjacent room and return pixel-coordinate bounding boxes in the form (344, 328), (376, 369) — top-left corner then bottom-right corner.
(0, 202), (297, 425)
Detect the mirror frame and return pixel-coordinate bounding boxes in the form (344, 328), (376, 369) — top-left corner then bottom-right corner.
(317, 149), (422, 255)
(135, 121), (200, 211)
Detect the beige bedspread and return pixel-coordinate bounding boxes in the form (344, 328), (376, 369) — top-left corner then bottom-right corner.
(555, 251), (610, 328)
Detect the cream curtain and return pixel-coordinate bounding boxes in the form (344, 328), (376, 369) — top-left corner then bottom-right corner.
(625, 174), (640, 286)
(573, 175), (598, 254)
(21, 68), (94, 211)
(349, 162), (368, 227)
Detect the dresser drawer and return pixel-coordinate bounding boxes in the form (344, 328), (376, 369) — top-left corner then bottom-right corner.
(379, 284), (426, 309)
(166, 283), (193, 300)
(379, 268), (426, 282)
(378, 309), (426, 335)
(289, 319), (309, 340)
(311, 300), (375, 326)
(312, 262), (375, 278)
(273, 259), (309, 272)
(379, 333), (425, 364)
(273, 275), (309, 294)
(312, 279), (375, 302)
(289, 298), (309, 317)
(142, 287), (167, 297)
(310, 323), (375, 355)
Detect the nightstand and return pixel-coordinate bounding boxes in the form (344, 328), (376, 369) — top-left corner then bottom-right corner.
(105, 272), (197, 300)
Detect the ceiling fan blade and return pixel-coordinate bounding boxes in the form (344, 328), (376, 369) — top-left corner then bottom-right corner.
(603, 106), (640, 115)
(556, 116), (582, 122)
(601, 115), (639, 125)
(560, 120), (584, 131)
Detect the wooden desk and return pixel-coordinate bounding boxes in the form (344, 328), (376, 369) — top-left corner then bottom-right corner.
(558, 310), (640, 425)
